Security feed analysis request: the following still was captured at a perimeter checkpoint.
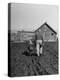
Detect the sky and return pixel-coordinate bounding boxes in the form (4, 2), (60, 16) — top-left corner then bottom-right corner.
(11, 3), (58, 33)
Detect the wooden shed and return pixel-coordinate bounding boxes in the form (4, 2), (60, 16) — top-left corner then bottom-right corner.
(35, 22), (57, 42)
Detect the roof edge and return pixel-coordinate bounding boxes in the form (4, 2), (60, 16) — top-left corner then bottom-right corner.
(35, 22), (57, 34)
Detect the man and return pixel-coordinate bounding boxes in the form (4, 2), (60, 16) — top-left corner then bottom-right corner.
(35, 33), (43, 56)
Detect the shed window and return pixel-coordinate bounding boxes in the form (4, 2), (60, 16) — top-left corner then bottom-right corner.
(51, 33), (54, 35)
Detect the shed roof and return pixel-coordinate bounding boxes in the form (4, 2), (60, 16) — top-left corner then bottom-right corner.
(35, 22), (57, 34)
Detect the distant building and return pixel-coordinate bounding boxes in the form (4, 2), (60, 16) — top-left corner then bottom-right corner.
(15, 31), (21, 41)
(20, 31), (35, 42)
(11, 32), (16, 41)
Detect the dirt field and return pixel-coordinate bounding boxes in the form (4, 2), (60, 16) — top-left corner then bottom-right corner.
(9, 41), (58, 77)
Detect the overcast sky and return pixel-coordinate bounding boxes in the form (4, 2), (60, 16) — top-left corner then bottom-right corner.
(11, 3), (58, 33)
